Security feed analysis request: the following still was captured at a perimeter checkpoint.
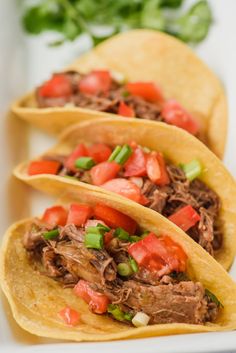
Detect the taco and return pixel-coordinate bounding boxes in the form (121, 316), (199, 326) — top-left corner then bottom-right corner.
(14, 118), (236, 270)
(1, 188), (236, 342)
(11, 30), (227, 158)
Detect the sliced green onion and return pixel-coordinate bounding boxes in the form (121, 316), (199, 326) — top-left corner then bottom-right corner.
(117, 263), (133, 276)
(114, 144), (132, 165)
(124, 312), (133, 321)
(129, 235), (141, 243)
(85, 232), (104, 249)
(180, 159), (202, 181)
(97, 223), (111, 232)
(107, 304), (132, 322)
(75, 157), (95, 170)
(132, 312), (150, 327)
(205, 289), (224, 308)
(86, 226), (101, 235)
(108, 146), (122, 162)
(129, 257), (139, 273)
(43, 229), (59, 240)
(63, 175), (78, 180)
(114, 227), (130, 241)
(140, 231), (149, 239)
(122, 90), (130, 97)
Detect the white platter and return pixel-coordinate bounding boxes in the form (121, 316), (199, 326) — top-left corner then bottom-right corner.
(1, 1), (236, 352)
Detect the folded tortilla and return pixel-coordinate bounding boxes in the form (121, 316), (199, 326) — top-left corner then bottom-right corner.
(14, 118), (236, 270)
(11, 29), (227, 158)
(1, 187), (236, 342)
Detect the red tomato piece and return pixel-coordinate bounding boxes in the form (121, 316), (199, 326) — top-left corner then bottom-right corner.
(124, 147), (147, 177)
(94, 204), (137, 234)
(168, 205), (201, 232)
(128, 233), (187, 274)
(101, 178), (145, 204)
(161, 100), (200, 135)
(28, 160), (61, 176)
(65, 143), (88, 172)
(42, 205), (68, 226)
(88, 143), (112, 163)
(74, 280), (109, 314)
(118, 101), (135, 117)
(126, 82), (164, 103)
(67, 204), (93, 226)
(79, 70), (111, 95)
(104, 231), (114, 246)
(38, 74), (72, 98)
(90, 161), (120, 186)
(59, 307), (80, 326)
(146, 152), (170, 186)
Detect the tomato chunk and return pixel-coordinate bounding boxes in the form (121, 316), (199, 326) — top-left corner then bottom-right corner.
(59, 307), (80, 326)
(90, 161), (120, 186)
(118, 101), (135, 117)
(38, 74), (72, 98)
(128, 233), (187, 274)
(88, 143), (112, 163)
(74, 280), (109, 314)
(79, 70), (111, 95)
(126, 82), (164, 103)
(42, 205), (68, 226)
(168, 205), (201, 232)
(161, 100), (199, 135)
(146, 152), (170, 185)
(94, 204), (137, 234)
(67, 203), (93, 226)
(101, 178), (147, 205)
(28, 160), (61, 176)
(65, 143), (88, 172)
(124, 147), (147, 177)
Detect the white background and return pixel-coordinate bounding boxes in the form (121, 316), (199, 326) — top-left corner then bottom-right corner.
(0, 0), (236, 352)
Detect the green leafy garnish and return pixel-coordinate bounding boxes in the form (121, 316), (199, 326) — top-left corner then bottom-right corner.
(21, 0), (213, 47)
(205, 289), (224, 308)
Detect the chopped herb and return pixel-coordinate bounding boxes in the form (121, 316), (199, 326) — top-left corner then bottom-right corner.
(205, 289), (224, 308)
(43, 229), (59, 240)
(108, 304), (133, 322)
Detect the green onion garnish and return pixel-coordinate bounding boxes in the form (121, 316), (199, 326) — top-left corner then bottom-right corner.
(97, 223), (111, 232)
(122, 90), (130, 97)
(140, 231), (149, 239)
(43, 229), (59, 240)
(107, 304), (132, 322)
(205, 289), (224, 308)
(114, 144), (132, 165)
(85, 232), (104, 249)
(63, 175), (78, 180)
(129, 257), (139, 273)
(114, 227), (130, 241)
(75, 157), (95, 170)
(108, 146), (122, 162)
(180, 159), (202, 181)
(117, 263), (133, 276)
(129, 235), (141, 243)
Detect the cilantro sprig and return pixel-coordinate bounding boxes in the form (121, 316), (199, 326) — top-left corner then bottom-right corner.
(22, 0), (213, 47)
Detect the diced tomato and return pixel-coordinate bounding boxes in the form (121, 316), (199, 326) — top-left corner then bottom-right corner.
(87, 143), (112, 163)
(42, 205), (68, 226)
(161, 100), (199, 135)
(118, 101), (135, 117)
(28, 160), (61, 176)
(58, 307), (80, 326)
(90, 161), (120, 186)
(168, 205), (201, 232)
(146, 152), (170, 186)
(94, 204), (137, 234)
(104, 231), (114, 246)
(128, 233), (187, 274)
(125, 82), (164, 103)
(65, 143), (88, 172)
(38, 74), (72, 98)
(124, 147), (147, 177)
(101, 178), (147, 205)
(67, 204), (93, 226)
(74, 280), (109, 314)
(79, 70), (111, 95)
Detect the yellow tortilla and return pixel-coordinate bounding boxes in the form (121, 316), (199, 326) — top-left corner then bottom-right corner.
(14, 118), (236, 270)
(11, 29), (227, 158)
(1, 188), (236, 342)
